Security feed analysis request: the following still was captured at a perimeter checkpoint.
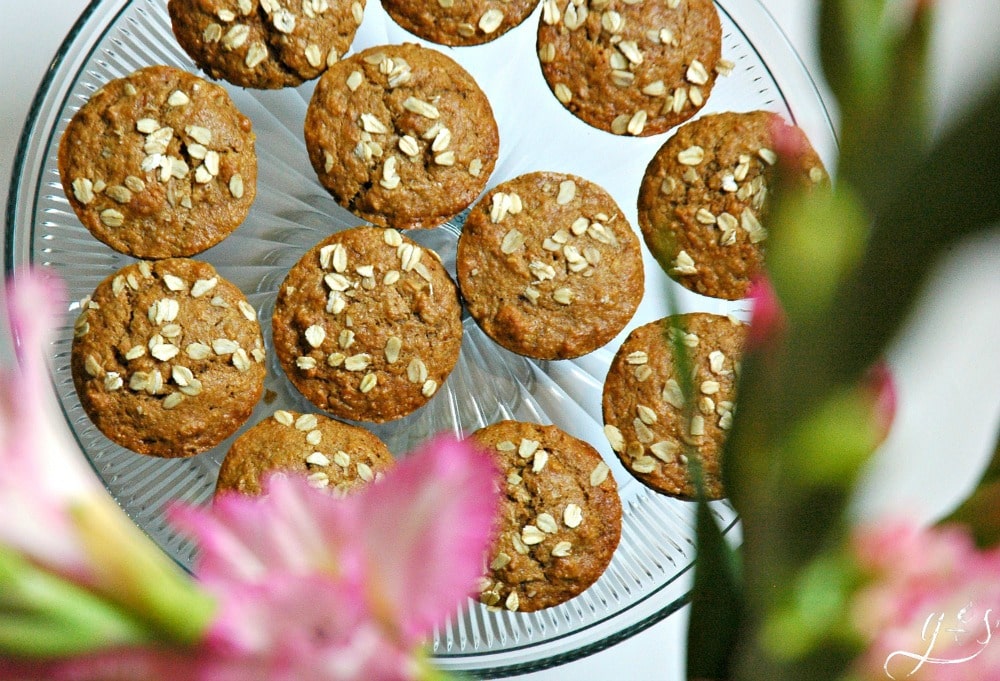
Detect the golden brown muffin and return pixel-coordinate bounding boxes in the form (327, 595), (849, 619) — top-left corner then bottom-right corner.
(272, 227), (463, 423)
(168, 0), (366, 89)
(71, 259), (266, 458)
(382, 0), (541, 46)
(457, 171), (644, 360)
(637, 110), (828, 300)
(304, 43), (499, 230)
(216, 410), (394, 496)
(58, 65), (256, 259)
(537, 0), (722, 136)
(472, 420), (622, 612)
(602, 312), (746, 499)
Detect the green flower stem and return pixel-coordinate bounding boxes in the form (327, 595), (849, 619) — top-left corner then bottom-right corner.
(70, 498), (216, 647)
(0, 547), (152, 657)
(687, 498), (742, 681)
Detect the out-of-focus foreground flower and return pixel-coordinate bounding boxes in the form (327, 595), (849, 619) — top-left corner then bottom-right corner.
(850, 519), (1000, 681)
(169, 435), (501, 681)
(0, 268), (502, 681)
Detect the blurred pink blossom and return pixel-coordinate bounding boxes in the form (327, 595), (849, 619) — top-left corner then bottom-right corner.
(851, 519), (1000, 680)
(0, 270), (106, 581)
(169, 435), (502, 681)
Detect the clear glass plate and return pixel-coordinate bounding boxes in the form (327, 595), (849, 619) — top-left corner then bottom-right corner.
(5, 0), (835, 676)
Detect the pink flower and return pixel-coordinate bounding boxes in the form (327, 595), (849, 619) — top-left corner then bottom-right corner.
(851, 519), (1000, 680)
(0, 269), (97, 577)
(170, 435), (502, 681)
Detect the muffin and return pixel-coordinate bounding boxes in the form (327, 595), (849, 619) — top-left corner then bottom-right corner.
(304, 43), (499, 230)
(637, 110), (828, 299)
(58, 65), (256, 259)
(537, 0), (722, 136)
(602, 312), (746, 499)
(457, 171), (644, 360)
(168, 0), (366, 88)
(382, 0), (541, 46)
(471, 420), (622, 612)
(71, 259), (266, 458)
(216, 409), (394, 496)
(271, 226), (463, 422)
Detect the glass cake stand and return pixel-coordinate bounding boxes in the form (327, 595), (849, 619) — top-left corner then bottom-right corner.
(5, 0), (835, 675)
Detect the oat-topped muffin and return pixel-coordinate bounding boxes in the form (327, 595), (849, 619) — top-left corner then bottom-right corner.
(382, 0), (541, 46)
(637, 110), (828, 300)
(58, 65), (256, 259)
(71, 259), (266, 458)
(457, 171), (644, 360)
(602, 312), (746, 499)
(168, 0), (366, 88)
(472, 420), (622, 613)
(272, 227), (463, 423)
(216, 410), (394, 496)
(537, 0), (722, 136)
(304, 43), (499, 230)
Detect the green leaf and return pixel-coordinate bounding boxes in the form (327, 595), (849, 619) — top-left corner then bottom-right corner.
(759, 552), (861, 663)
(766, 185), (868, 326)
(777, 385), (884, 486)
(819, 0), (894, 107)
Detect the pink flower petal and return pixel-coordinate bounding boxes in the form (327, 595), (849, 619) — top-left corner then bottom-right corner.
(0, 269), (99, 578)
(169, 475), (356, 585)
(355, 435), (501, 642)
(167, 434), (501, 677)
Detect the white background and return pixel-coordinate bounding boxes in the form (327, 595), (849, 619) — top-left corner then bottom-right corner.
(1, 1), (998, 679)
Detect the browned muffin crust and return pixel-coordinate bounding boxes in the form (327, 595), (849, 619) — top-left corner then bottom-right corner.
(602, 312), (746, 499)
(216, 409), (394, 496)
(471, 420), (622, 612)
(457, 171), (644, 360)
(168, 0), (366, 89)
(71, 259), (266, 458)
(537, 0), (722, 136)
(637, 110), (828, 300)
(272, 226), (463, 423)
(304, 43), (499, 230)
(382, 0), (541, 46)
(58, 65), (256, 259)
